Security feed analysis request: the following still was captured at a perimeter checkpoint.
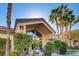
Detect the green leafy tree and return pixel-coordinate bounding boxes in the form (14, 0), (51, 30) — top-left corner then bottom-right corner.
(13, 33), (32, 55)
(32, 36), (41, 56)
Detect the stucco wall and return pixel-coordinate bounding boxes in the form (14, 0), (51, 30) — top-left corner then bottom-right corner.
(0, 33), (13, 40)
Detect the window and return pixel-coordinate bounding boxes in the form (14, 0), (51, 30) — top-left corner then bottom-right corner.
(20, 26), (24, 30)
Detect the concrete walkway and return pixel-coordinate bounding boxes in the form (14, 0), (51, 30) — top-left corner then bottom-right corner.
(52, 50), (79, 56)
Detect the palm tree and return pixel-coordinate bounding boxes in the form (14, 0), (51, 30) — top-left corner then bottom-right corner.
(58, 4), (64, 34)
(62, 8), (79, 46)
(69, 16), (79, 46)
(62, 8), (70, 32)
(49, 4), (79, 47)
(49, 8), (60, 38)
(61, 9), (75, 46)
(5, 3), (12, 56)
(58, 4), (68, 34)
(49, 4), (69, 38)
(68, 14), (75, 46)
(73, 17), (79, 25)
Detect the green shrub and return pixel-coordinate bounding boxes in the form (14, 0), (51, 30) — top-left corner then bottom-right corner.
(54, 40), (61, 48)
(59, 42), (68, 54)
(43, 42), (53, 56)
(43, 49), (52, 56)
(44, 42), (54, 50)
(9, 51), (18, 56)
(0, 38), (6, 56)
(0, 38), (6, 48)
(32, 40), (40, 49)
(70, 46), (79, 50)
(54, 40), (68, 54)
(43, 40), (68, 55)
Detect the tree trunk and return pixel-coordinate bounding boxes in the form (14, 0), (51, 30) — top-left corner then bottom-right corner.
(59, 18), (63, 40)
(69, 23), (72, 47)
(65, 25), (68, 32)
(5, 3), (12, 56)
(60, 18), (63, 34)
(55, 16), (59, 38)
(5, 22), (11, 56)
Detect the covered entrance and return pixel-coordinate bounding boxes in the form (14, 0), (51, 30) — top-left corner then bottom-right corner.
(14, 18), (56, 48)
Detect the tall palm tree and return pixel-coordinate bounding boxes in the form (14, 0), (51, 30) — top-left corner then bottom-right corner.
(58, 4), (64, 34)
(49, 8), (60, 38)
(61, 9), (75, 46)
(68, 14), (76, 46)
(49, 4), (69, 38)
(62, 8), (70, 32)
(69, 16), (79, 46)
(5, 3), (12, 56)
(62, 8), (79, 46)
(58, 4), (68, 34)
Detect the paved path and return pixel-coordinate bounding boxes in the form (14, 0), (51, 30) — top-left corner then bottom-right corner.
(52, 50), (79, 56)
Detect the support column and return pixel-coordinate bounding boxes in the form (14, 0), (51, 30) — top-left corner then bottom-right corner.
(23, 25), (26, 34)
(42, 32), (46, 48)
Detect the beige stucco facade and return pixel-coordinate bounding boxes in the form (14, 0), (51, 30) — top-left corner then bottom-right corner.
(0, 33), (13, 40)
(0, 30), (14, 50)
(14, 19), (55, 47)
(59, 32), (79, 47)
(0, 18), (56, 50)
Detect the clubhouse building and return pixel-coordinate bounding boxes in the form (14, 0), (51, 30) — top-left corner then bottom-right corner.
(0, 18), (56, 50)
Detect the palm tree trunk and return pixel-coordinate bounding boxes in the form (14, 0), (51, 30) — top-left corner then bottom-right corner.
(5, 3), (12, 56)
(59, 18), (63, 40)
(65, 25), (68, 32)
(55, 16), (59, 38)
(69, 23), (72, 47)
(60, 18), (63, 34)
(5, 23), (11, 56)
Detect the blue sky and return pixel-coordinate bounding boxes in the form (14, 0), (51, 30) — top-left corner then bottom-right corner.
(0, 3), (79, 32)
